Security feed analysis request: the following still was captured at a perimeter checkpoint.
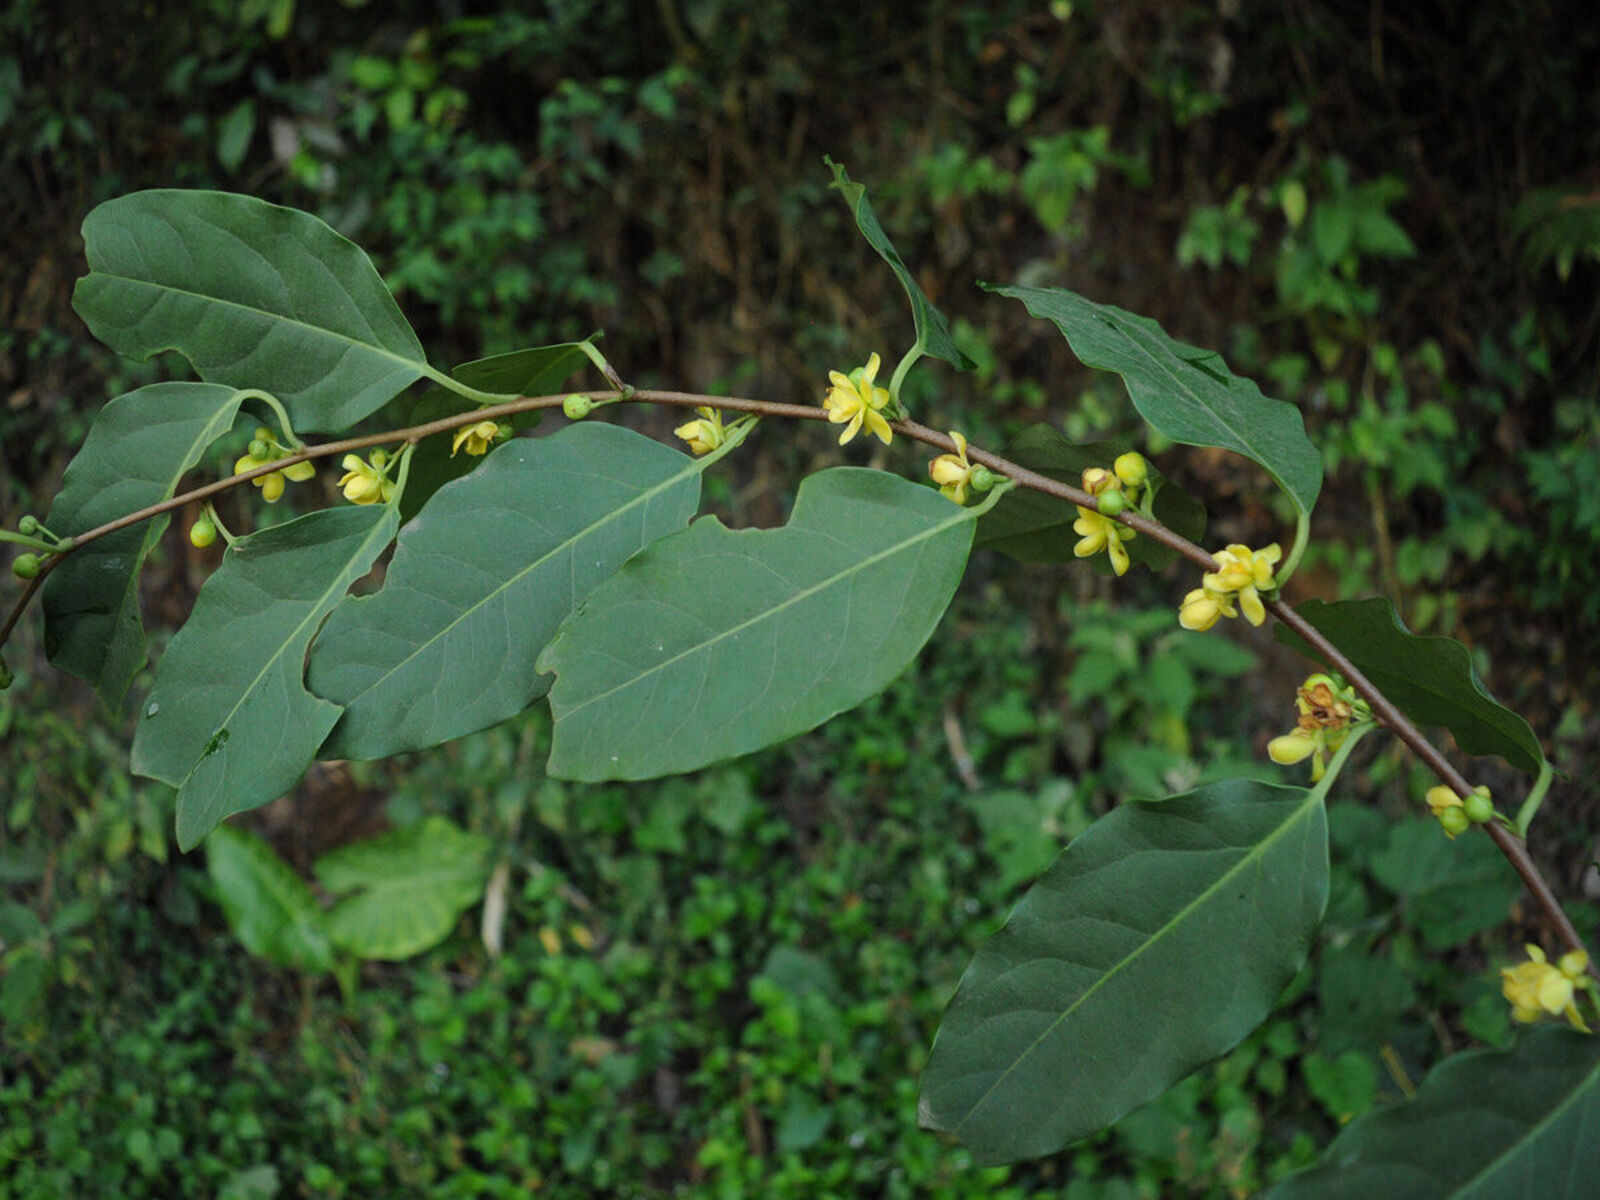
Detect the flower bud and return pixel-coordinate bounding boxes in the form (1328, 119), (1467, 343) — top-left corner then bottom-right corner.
(1268, 732), (1316, 765)
(563, 394), (596, 420)
(1463, 792), (1495, 825)
(1113, 452), (1149, 490)
(369, 448), (389, 470)
(1081, 467), (1115, 496)
(189, 519), (218, 549)
(1096, 488), (1129, 517)
(18, 515), (39, 536)
(248, 437), (270, 460)
(969, 465), (999, 493)
(1438, 807), (1471, 838)
(11, 553), (41, 580)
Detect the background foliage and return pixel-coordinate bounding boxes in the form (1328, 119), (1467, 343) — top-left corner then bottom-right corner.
(3, 0), (1598, 1194)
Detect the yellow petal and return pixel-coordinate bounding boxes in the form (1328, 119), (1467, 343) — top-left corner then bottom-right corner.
(1239, 587), (1266, 626)
(259, 472), (285, 503)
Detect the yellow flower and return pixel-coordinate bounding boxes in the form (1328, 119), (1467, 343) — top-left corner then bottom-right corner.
(1501, 946), (1592, 1031)
(1268, 729), (1317, 766)
(234, 452), (315, 503)
(1113, 451), (1149, 491)
(1073, 508), (1136, 575)
(929, 432), (976, 504)
(822, 352), (893, 446)
(336, 453), (395, 505)
(1425, 786), (1463, 818)
(1268, 674), (1366, 781)
(674, 407), (727, 456)
(451, 420), (504, 457)
(1178, 586), (1236, 631)
(1179, 543), (1281, 630)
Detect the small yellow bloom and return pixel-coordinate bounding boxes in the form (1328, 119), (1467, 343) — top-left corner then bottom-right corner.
(674, 407), (727, 456)
(336, 453), (395, 505)
(929, 432), (976, 504)
(822, 352), (893, 446)
(1178, 586), (1235, 632)
(1425, 786), (1463, 818)
(1501, 946), (1592, 1031)
(234, 452), (315, 503)
(1113, 451), (1149, 491)
(451, 420), (504, 457)
(1073, 508), (1136, 575)
(1268, 730), (1317, 766)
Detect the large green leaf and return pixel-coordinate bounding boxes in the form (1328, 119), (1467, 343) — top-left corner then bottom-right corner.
(42, 382), (244, 711)
(539, 468), (980, 781)
(991, 285), (1323, 515)
(398, 340), (594, 523)
(919, 779), (1328, 1164)
(131, 504), (399, 850)
(316, 816), (492, 960)
(1263, 1026), (1600, 1198)
(1275, 597), (1545, 775)
(73, 190), (426, 433)
(205, 824), (334, 973)
(1367, 818), (1521, 949)
(975, 424), (1206, 569)
(309, 423), (704, 760)
(827, 159), (976, 372)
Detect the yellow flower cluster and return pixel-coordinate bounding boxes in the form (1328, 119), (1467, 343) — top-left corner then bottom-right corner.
(451, 420), (505, 458)
(1501, 945), (1592, 1031)
(235, 426), (314, 503)
(822, 353), (893, 446)
(1072, 453), (1147, 576)
(1179, 543), (1281, 631)
(1267, 673), (1366, 781)
(674, 407), (728, 456)
(336, 449), (395, 505)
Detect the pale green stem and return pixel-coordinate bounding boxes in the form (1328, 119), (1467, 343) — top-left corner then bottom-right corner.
(234, 389), (300, 448)
(1514, 758), (1554, 837)
(387, 442), (416, 504)
(204, 501), (237, 549)
(887, 344), (923, 409)
(1306, 723), (1371, 805)
(1, 531), (57, 553)
(420, 365), (519, 407)
(1274, 508), (1311, 588)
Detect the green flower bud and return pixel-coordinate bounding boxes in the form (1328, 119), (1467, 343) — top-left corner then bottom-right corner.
(563, 394), (596, 420)
(969, 465), (999, 493)
(11, 553), (41, 580)
(248, 437), (270, 460)
(369, 448), (389, 470)
(18, 515), (39, 536)
(1096, 488), (1129, 517)
(1438, 807), (1472, 838)
(1463, 792), (1495, 824)
(189, 519), (218, 549)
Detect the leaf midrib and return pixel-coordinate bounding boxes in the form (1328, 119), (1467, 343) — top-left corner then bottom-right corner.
(953, 788), (1320, 1133)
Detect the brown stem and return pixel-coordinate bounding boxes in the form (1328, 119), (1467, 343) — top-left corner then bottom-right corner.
(5, 386), (1585, 972)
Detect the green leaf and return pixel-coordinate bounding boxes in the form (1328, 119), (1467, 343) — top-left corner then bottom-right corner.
(1263, 1027), (1600, 1199)
(73, 190), (426, 433)
(42, 382), (245, 711)
(309, 423), (704, 760)
(316, 816), (491, 960)
(540, 467), (978, 781)
(990, 285), (1323, 515)
(132, 504), (399, 850)
(205, 824), (334, 973)
(1367, 818), (1520, 949)
(1274, 597), (1545, 775)
(826, 158), (976, 372)
(974, 425), (1206, 569)
(398, 340), (592, 523)
(919, 779), (1328, 1164)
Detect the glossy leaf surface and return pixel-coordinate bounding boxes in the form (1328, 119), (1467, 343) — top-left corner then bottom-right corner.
(920, 779), (1328, 1163)
(310, 423), (704, 760)
(1276, 597), (1545, 775)
(1263, 1027), (1600, 1198)
(975, 424), (1206, 569)
(540, 468), (978, 781)
(317, 816), (492, 961)
(992, 284), (1322, 515)
(73, 189), (426, 432)
(132, 505), (399, 850)
(205, 824), (334, 973)
(827, 159), (976, 371)
(42, 382), (244, 711)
